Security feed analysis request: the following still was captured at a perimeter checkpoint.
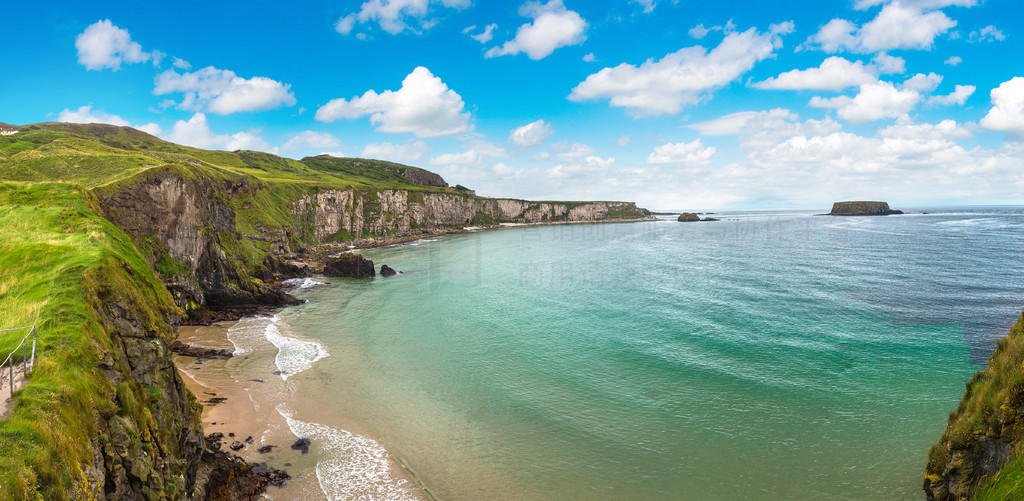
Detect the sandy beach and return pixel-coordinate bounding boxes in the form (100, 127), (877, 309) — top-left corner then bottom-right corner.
(174, 320), (427, 500)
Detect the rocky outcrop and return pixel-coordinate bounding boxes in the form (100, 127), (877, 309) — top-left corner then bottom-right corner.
(677, 213), (700, 222)
(323, 254), (375, 278)
(925, 313), (1024, 499)
(380, 265), (398, 277)
(828, 201), (903, 215)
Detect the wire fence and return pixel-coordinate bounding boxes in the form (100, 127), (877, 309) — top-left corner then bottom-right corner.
(1, 325), (36, 399)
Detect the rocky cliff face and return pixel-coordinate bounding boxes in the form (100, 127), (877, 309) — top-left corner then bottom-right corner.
(925, 313), (1024, 500)
(829, 201), (903, 215)
(292, 188), (647, 241)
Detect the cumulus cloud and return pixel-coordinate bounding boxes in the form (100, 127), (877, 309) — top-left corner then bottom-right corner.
(570, 24), (792, 116)
(688, 108), (842, 150)
(928, 84), (975, 106)
(485, 0), (588, 60)
(172, 57), (191, 70)
(980, 77), (1024, 140)
(547, 155), (615, 179)
(465, 23), (498, 43)
(970, 25), (1006, 43)
(878, 120), (971, 140)
(552, 141), (596, 157)
(282, 131), (341, 151)
(805, 3), (956, 53)
(314, 66), (472, 138)
(944, 56), (962, 66)
(647, 139), (716, 165)
(75, 20), (153, 71)
(509, 119), (554, 147)
(57, 105), (162, 136)
(853, 0), (976, 8)
(752, 57), (878, 91)
(810, 81), (921, 123)
(582, 53), (596, 62)
(361, 141), (431, 161)
(154, 67), (296, 114)
(168, 113), (275, 152)
(336, 0), (470, 36)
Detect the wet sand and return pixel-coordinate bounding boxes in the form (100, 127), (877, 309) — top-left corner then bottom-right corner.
(174, 321), (427, 500)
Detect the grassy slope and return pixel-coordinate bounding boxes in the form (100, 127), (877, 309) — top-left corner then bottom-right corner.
(927, 314), (1024, 496)
(0, 182), (188, 499)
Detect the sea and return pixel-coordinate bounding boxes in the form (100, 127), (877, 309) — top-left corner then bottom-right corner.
(220, 207), (1024, 500)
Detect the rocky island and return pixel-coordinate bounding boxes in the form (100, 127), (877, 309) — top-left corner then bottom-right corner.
(828, 201), (904, 216)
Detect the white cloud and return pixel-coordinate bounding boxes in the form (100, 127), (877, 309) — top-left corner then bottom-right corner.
(282, 131), (342, 151)
(970, 25), (1006, 43)
(810, 80), (922, 123)
(336, 0), (469, 36)
(647, 139), (716, 165)
(752, 57), (878, 91)
(315, 66), (472, 138)
(154, 67), (296, 114)
(168, 113), (275, 152)
(944, 56), (962, 66)
(632, 0), (656, 13)
(552, 141), (596, 157)
(360, 141), (431, 161)
(570, 25), (792, 116)
(466, 23), (498, 43)
(617, 135), (632, 146)
(689, 24), (712, 39)
(872, 53), (905, 74)
(878, 120), (971, 140)
(928, 84), (975, 106)
(805, 3), (956, 53)
(582, 52), (596, 62)
(547, 155), (615, 179)
(58, 105), (131, 126)
(980, 77), (1024, 140)
(903, 72), (943, 93)
(485, 0), (588, 60)
(172, 57), (191, 70)
(688, 108), (841, 150)
(75, 20), (153, 71)
(57, 105), (163, 136)
(509, 119), (554, 147)
(854, 0), (976, 8)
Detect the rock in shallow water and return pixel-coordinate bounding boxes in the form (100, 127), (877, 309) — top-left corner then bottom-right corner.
(380, 264), (398, 276)
(322, 253), (375, 278)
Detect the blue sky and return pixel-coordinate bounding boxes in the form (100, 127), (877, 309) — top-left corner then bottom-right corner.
(3, 0), (1023, 209)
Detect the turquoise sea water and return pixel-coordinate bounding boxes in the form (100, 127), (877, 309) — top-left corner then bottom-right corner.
(256, 208), (1024, 500)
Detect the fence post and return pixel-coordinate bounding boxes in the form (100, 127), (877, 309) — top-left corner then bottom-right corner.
(8, 363), (11, 399)
(30, 326), (36, 372)
(22, 338), (26, 379)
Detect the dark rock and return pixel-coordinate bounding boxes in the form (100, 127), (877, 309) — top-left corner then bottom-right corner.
(228, 432), (235, 437)
(677, 212), (700, 222)
(203, 396), (227, 406)
(828, 201), (903, 216)
(230, 441), (244, 451)
(170, 340), (233, 359)
(703, 217), (720, 222)
(291, 438), (311, 454)
(380, 264), (398, 277)
(272, 370), (288, 376)
(250, 379), (265, 383)
(251, 462), (291, 487)
(257, 445), (275, 454)
(322, 253), (375, 278)
(245, 436), (254, 444)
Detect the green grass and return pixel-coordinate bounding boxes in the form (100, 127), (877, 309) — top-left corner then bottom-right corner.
(0, 182), (191, 499)
(927, 314), (1024, 493)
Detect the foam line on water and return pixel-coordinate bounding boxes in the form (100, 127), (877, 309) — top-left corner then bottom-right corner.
(277, 405), (420, 501)
(282, 277), (328, 290)
(264, 314), (330, 381)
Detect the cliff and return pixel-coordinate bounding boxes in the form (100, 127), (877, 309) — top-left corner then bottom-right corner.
(828, 201), (903, 215)
(0, 123), (653, 498)
(925, 313), (1024, 500)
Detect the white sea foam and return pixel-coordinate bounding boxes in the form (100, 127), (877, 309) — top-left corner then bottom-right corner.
(282, 277), (328, 290)
(263, 314), (330, 381)
(226, 316), (275, 355)
(277, 405), (420, 501)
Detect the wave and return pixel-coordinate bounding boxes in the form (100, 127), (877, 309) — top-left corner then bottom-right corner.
(263, 314), (330, 381)
(277, 405), (420, 501)
(282, 277), (328, 290)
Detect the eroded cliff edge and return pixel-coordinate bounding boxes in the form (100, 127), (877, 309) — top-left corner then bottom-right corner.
(925, 313), (1024, 500)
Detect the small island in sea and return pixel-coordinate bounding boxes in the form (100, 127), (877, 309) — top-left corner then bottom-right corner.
(828, 201), (904, 216)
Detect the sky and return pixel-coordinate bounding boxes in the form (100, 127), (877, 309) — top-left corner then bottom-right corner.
(3, 0), (1023, 210)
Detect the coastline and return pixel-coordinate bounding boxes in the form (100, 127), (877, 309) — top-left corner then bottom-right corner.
(175, 314), (428, 500)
